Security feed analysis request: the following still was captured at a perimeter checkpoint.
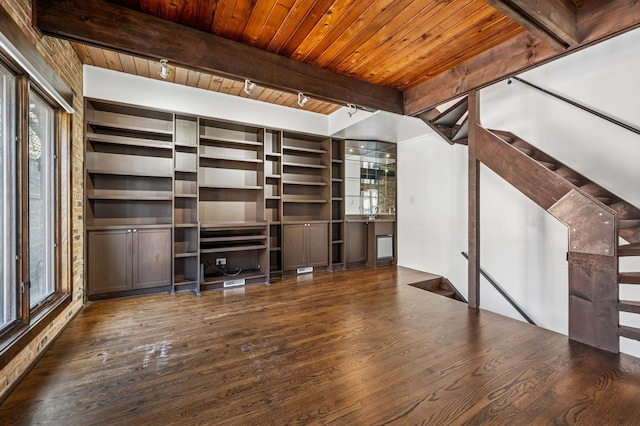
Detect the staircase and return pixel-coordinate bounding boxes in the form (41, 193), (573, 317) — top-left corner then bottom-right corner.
(424, 94), (640, 353)
(485, 128), (640, 352)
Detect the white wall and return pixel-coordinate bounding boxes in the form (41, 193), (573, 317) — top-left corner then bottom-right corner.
(84, 65), (329, 136)
(397, 26), (640, 353)
(397, 133), (469, 297)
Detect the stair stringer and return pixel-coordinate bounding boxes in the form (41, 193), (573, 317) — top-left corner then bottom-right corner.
(477, 126), (619, 352)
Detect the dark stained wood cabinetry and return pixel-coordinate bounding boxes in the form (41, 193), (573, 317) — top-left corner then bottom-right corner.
(87, 229), (130, 295)
(87, 227), (171, 296)
(283, 223), (328, 271)
(346, 221), (367, 265)
(85, 101), (174, 298)
(346, 220), (396, 267)
(84, 100), (384, 297)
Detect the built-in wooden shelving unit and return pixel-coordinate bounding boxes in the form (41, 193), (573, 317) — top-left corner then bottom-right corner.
(84, 100), (391, 299)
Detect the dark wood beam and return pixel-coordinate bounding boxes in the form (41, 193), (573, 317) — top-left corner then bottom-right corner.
(405, 32), (557, 115)
(0, 5), (74, 106)
(468, 91), (480, 310)
(33, 0), (404, 114)
(485, 0), (579, 49)
(406, 0), (640, 115)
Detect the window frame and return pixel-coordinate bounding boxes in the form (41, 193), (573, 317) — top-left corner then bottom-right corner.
(0, 59), (72, 369)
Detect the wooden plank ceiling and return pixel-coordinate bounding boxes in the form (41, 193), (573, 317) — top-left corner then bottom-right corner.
(72, 0), (521, 115)
(74, 44), (342, 114)
(41, 0), (640, 115)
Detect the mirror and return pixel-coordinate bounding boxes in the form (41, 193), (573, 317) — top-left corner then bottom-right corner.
(345, 140), (396, 216)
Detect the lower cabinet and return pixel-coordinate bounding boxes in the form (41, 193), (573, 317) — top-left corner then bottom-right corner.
(346, 221), (367, 265)
(283, 223), (328, 271)
(88, 227), (172, 296)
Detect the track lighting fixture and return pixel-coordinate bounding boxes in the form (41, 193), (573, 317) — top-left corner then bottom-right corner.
(297, 92), (309, 108)
(244, 79), (256, 95)
(346, 103), (358, 117)
(159, 59), (170, 79)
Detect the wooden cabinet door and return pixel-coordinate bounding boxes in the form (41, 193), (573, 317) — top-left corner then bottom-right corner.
(283, 224), (306, 270)
(132, 228), (172, 289)
(346, 222), (367, 264)
(307, 223), (328, 267)
(88, 229), (132, 295)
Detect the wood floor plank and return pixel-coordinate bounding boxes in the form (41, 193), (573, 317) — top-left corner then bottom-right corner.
(1, 266), (640, 424)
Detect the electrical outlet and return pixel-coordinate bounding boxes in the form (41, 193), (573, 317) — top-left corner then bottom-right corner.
(216, 258), (226, 267)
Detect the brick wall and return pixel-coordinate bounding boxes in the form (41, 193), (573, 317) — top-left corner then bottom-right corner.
(0, 0), (84, 400)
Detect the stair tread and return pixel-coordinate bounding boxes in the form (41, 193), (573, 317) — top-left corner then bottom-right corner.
(619, 272), (640, 284)
(620, 219), (640, 229)
(514, 146), (534, 156)
(566, 177), (584, 185)
(618, 243), (640, 256)
(433, 98), (468, 127)
(452, 118), (468, 141)
(619, 300), (640, 313)
(537, 160), (559, 170)
(619, 325), (640, 340)
(431, 288), (455, 297)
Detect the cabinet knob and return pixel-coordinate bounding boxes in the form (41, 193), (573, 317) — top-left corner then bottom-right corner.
(133, 229), (138, 232)
(127, 229), (132, 233)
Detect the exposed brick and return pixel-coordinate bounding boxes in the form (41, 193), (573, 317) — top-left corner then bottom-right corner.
(0, 0), (84, 401)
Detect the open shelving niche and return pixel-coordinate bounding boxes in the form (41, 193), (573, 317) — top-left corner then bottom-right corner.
(331, 138), (345, 270)
(85, 100), (175, 228)
(173, 115), (200, 294)
(264, 129), (283, 277)
(198, 119), (269, 289)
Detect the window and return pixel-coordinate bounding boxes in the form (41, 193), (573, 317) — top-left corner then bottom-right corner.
(28, 91), (56, 307)
(0, 58), (70, 347)
(0, 62), (17, 330)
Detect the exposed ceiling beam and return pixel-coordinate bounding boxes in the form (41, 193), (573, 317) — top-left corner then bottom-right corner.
(485, 0), (579, 49)
(406, 0), (640, 115)
(33, 0), (404, 114)
(0, 5), (74, 107)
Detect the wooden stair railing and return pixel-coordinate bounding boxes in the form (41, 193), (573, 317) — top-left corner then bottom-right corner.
(477, 127), (640, 353)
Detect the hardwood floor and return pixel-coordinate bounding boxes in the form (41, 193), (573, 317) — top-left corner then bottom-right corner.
(2, 266), (640, 425)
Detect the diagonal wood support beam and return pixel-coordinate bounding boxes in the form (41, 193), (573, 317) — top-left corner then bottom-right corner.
(485, 0), (579, 49)
(33, 0), (404, 114)
(406, 0), (640, 115)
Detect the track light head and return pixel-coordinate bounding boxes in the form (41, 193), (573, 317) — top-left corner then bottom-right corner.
(297, 92), (309, 108)
(244, 79), (256, 95)
(159, 59), (170, 79)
